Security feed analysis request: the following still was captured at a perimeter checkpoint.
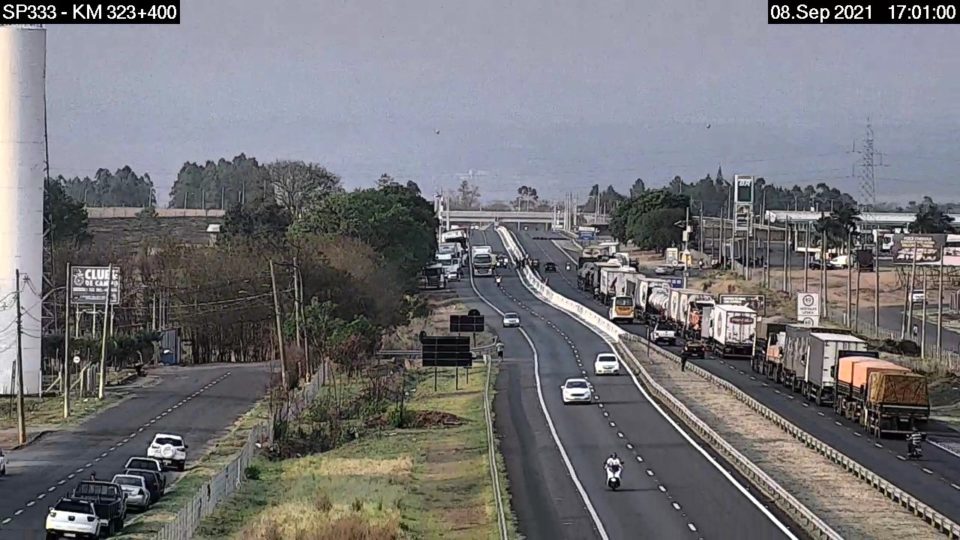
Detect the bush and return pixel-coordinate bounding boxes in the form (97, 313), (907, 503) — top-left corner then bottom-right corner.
(315, 491), (333, 513)
(351, 498), (364, 512)
(386, 406), (414, 428)
(244, 464), (261, 480)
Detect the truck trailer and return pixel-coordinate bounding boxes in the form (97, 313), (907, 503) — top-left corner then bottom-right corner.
(471, 247), (495, 277)
(636, 278), (670, 324)
(751, 316), (793, 380)
(781, 325), (853, 393)
(802, 333), (868, 406)
(677, 291), (715, 340)
(834, 355), (929, 437)
(599, 266), (638, 305)
(707, 304), (757, 358)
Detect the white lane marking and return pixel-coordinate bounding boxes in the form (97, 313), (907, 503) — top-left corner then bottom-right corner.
(13, 510), (22, 516)
(688, 523), (698, 532)
(1, 518), (10, 524)
(47, 487), (55, 492)
(37, 494), (45, 500)
(507, 237), (800, 540)
(57, 480), (65, 485)
(922, 468), (933, 475)
(469, 265), (610, 540)
(672, 502), (681, 510)
(646, 469), (655, 476)
(26, 501), (34, 507)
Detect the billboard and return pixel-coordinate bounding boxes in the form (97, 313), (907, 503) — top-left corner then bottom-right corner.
(420, 335), (473, 368)
(70, 266), (121, 305)
(891, 234), (960, 266)
(733, 175), (754, 235)
(719, 294), (766, 315)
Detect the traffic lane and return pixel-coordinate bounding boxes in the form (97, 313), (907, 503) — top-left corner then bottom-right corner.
(519, 235), (960, 521)
(0, 364), (269, 538)
(451, 279), (599, 540)
(497, 267), (794, 539)
(483, 275), (703, 540)
(0, 365), (235, 522)
(860, 306), (960, 355)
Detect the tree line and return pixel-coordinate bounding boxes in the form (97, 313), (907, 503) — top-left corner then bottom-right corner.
(43, 163), (437, 395)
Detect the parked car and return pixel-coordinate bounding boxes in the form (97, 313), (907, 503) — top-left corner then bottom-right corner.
(560, 378), (593, 404)
(46, 498), (101, 540)
(124, 457), (166, 490)
(682, 340), (706, 359)
(502, 312), (521, 328)
(912, 290), (925, 304)
(122, 469), (164, 503)
(544, 262), (557, 273)
(111, 474), (151, 511)
(593, 353), (620, 376)
(71, 481), (127, 536)
(146, 433), (188, 471)
(651, 322), (677, 346)
(0, 446), (6, 476)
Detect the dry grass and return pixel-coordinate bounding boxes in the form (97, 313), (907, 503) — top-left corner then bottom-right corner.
(627, 342), (943, 539)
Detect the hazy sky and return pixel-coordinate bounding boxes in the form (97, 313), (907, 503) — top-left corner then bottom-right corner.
(46, 0), (960, 205)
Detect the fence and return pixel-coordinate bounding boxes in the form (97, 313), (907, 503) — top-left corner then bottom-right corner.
(153, 374), (324, 540)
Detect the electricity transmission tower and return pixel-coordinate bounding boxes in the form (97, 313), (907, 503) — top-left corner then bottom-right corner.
(854, 121), (881, 212)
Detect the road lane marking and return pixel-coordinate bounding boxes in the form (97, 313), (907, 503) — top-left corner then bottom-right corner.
(26, 501), (34, 507)
(13, 510), (22, 516)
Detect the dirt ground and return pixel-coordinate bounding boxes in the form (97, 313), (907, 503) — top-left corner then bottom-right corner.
(626, 343), (944, 539)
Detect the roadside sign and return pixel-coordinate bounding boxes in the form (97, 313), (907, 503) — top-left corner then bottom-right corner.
(797, 293), (820, 327)
(420, 335), (473, 367)
(450, 313), (485, 333)
(70, 266), (121, 305)
(665, 277), (683, 288)
(719, 294), (766, 315)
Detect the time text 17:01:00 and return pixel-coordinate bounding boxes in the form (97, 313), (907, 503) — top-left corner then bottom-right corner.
(768, 2), (959, 24)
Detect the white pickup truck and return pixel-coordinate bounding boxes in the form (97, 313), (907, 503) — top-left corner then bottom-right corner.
(651, 322), (677, 345)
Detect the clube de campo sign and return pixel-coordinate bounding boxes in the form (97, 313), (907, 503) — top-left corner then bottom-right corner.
(70, 266), (121, 305)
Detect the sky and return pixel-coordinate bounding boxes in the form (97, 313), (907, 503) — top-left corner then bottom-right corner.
(46, 0), (960, 206)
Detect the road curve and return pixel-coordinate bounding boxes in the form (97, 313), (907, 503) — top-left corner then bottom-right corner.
(470, 229), (800, 540)
(514, 228), (960, 525)
(0, 363), (269, 539)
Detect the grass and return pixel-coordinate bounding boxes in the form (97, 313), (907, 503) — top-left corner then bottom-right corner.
(195, 364), (517, 540)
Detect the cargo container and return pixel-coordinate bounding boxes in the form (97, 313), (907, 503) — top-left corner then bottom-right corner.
(577, 262), (597, 292)
(678, 292), (715, 340)
(707, 304), (757, 358)
(750, 316), (793, 380)
(637, 278), (671, 324)
(802, 333), (868, 406)
(781, 325), (853, 392)
(599, 266), (638, 305)
(834, 355), (929, 437)
(647, 287), (671, 322)
(592, 260), (622, 302)
(578, 246), (602, 268)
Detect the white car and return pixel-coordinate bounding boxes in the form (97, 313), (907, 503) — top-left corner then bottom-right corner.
(0, 447), (6, 476)
(560, 378), (593, 404)
(46, 498), (101, 540)
(593, 353), (621, 375)
(502, 312), (521, 328)
(146, 434), (188, 471)
(112, 474), (151, 511)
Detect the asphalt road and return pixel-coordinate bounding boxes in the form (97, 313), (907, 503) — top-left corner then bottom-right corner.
(0, 363), (269, 539)
(469, 229), (799, 540)
(513, 229), (960, 525)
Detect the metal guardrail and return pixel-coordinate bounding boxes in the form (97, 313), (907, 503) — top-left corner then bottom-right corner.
(152, 375), (324, 540)
(481, 354), (510, 539)
(497, 226), (960, 540)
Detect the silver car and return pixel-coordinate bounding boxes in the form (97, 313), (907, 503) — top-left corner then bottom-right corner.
(112, 474), (151, 510)
(502, 312), (521, 328)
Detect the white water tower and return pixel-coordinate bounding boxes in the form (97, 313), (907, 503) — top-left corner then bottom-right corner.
(0, 25), (46, 394)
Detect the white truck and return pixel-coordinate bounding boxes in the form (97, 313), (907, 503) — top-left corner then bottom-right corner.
(599, 266), (638, 305)
(471, 248), (495, 277)
(436, 252), (461, 281)
(471, 245), (493, 257)
(803, 332), (868, 406)
(708, 304), (758, 359)
(637, 279), (671, 324)
(675, 290), (715, 340)
(592, 259), (623, 302)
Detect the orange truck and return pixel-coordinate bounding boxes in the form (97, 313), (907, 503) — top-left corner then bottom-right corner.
(834, 353), (929, 437)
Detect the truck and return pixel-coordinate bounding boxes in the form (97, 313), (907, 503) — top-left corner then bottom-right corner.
(71, 481), (128, 536)
(592, 260), (623, 302)
(418, 264), (448, 289)
(637, 278), (671, 324)
(751, 316), (793, 380)
(471, 250), (495, 277)
(707, 304), (757, 358)
(435, 252), (461, 282)
(677, 291), (715, 340)
(440, 229), (469, 251)
(578, 246), (603, 268)
(599, 266), (637, 305)
(781, 325), (853, 393)
(802, 332), (868, 406)
(647, 287), (672, 324)
(577, 262), (598, 292)
(834, 355), (930, 437)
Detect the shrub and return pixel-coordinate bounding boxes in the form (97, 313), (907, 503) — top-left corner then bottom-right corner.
(314, 491), (333, 513)
(351, 498), (364, 512)
(245, 464), (261, 480)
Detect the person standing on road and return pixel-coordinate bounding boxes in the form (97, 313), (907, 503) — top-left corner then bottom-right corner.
(912, 323), (919, 340)
(496, 340), (504, 360)
(680, 353), (688, 372)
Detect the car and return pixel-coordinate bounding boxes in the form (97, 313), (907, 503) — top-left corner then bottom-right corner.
(146, 433), (188, 471)
(502, 312), (521, 328)
(560, 378), (593, 404)
(529, 259), (541, 270)
(912, 290), (925, 304)
(46, 498), (101, 540)
(807, 260), (823, 270)
(124, 457), (167, 489)
(122, 469), (164, 503)
(544, 262), (557, 273)
(654, 265), (675, 275)
(593, 353), (620, 375)
(682, 340), (706, 359)
(496, 254), (509, 267)
(112, 474), (151, 511)
(0, 446), (6, 476)
(651, 323), (676, 346)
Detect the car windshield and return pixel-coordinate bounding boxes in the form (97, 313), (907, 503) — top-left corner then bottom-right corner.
(614, 297), (633, 306)
(126, 470), (156, 483)
(597, 355), (617, 363)
(566, 380), (588, 389)
(55, 500), (93, 514)
(113, 476), (141, 487)
(154, 437), (183, 446)
(504, 313), (518, 319)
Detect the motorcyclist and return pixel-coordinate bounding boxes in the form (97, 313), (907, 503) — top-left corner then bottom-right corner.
(604, 453), (623, 472)
(565, 262), (572, 271)
(907, 427), (924, 456)
(495, 274), (503, 285)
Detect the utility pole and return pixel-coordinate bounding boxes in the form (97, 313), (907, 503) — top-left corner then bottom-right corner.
(820, 224), (828, 318)
(683, 206), (690, 289)
(63, 263), (71, 418)
(903, 244), (919, 340)
(803, 222), (810, 292)
(270, 260), (288, 389)
(921, 266), (928, 357)
(698, 203), (704, 254)
(15, 269), (26, 445)
(292, 257), (302, 349)
(718, 206), (726, 267)
(782, 220), (790, 292)
(874, 232), (880, 330)
(846, 234), (853, 326)
(98, 264), (113, 400)
(765, 222), (772, 289)
(937, 255), (945, 359)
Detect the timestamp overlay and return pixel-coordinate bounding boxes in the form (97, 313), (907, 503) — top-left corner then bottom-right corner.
(769, 0), (959, 23)
(1, 0), (178, 24)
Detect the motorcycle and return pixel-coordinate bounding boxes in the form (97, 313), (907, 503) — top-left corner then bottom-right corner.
(605, 462), (622, 490)
(495, 275), (503, 286)
(907, 433), (926, 459)
(565, 263), (572, 271)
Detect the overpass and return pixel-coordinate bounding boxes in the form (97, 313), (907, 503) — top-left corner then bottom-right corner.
(86, 207), (226, 219)
(441, 209), (558, 227)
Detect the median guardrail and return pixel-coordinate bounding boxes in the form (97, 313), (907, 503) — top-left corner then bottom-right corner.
(496, 225), (960, 539)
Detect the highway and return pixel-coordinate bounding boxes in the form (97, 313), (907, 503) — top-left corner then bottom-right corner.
(513, 229), (960, 525)
(0, 363), (269, 539)
(467, 230), (800, 540)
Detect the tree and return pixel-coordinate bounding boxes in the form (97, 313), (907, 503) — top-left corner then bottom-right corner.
(909, 203), (955, 233)
(267, 160), (341, 219)
(168, 154), (269, 209)
(609, 188), (690, 248)
(515, 185), (539, 211)
(453, 180), (481, 209)
(629, 178), (646, 198)
(45, 178), (91, 247)
(377, 173), (396, 188)
(57, 166), (156, 207)
(632, 207), (686, 251)
(221, 198), (293, 243)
